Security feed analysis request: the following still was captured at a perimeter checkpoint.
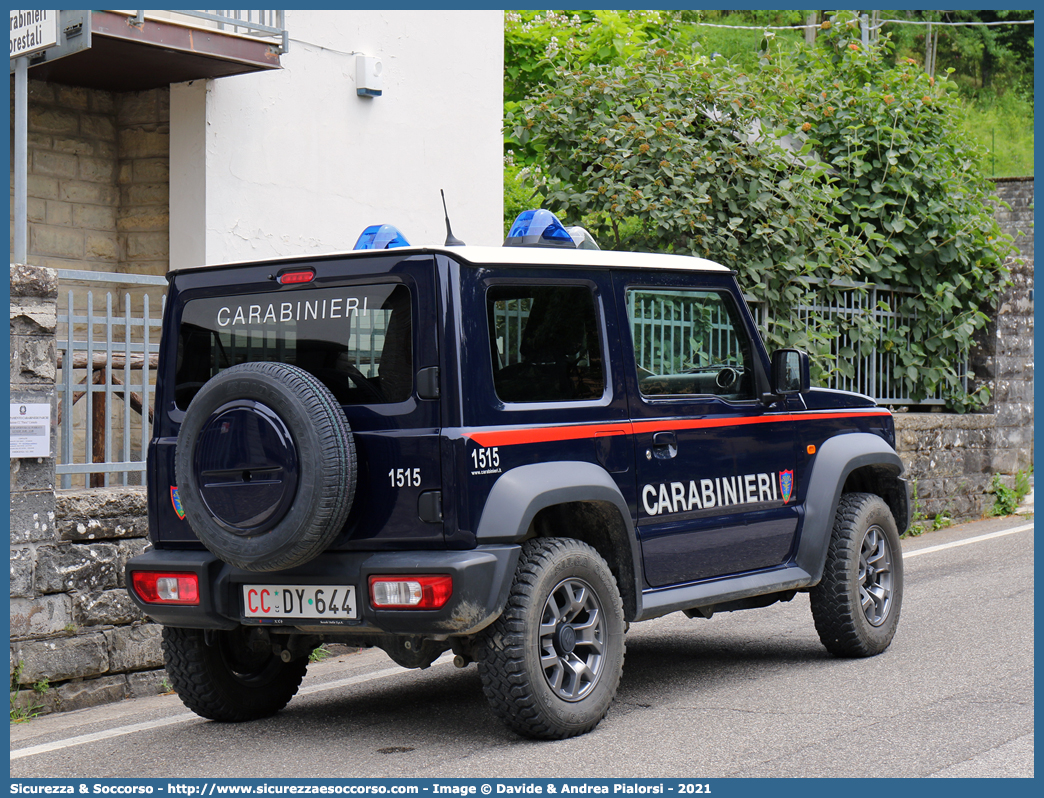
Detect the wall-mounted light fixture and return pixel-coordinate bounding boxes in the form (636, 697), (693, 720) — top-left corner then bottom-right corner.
(357, 55), (383, 97)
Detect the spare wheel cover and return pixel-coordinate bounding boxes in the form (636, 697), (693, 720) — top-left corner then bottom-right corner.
(175, 362), (356, 572)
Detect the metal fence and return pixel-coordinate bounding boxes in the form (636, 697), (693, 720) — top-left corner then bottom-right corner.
(56, 273), (954, 486)
(745, 282), (962, 405)
(56, 270), (167, 489)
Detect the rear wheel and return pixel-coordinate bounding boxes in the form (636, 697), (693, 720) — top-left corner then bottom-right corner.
(162, 626), (308, 721)
(478, 538), (625, 739)
(810, 493), (904, 657)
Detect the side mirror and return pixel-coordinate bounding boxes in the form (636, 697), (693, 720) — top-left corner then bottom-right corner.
(766, 348), (810, 401)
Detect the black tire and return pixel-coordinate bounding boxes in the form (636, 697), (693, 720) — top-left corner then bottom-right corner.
(810, 492), (904, 657)
(162, 626), (308, 721)
(477, 538), (626, 740)
(175, 362), (356, 572)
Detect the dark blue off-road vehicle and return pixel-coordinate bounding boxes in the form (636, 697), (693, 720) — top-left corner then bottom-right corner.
(128, 211), (909, 739)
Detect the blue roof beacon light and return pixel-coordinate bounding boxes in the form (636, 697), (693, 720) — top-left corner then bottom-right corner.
(353, 224), (410, 250)
(503, 209), (577, 249)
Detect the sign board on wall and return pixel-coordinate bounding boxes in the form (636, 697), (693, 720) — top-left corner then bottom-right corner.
(10, 10), (59, 59)
(10, 403), (51, 458)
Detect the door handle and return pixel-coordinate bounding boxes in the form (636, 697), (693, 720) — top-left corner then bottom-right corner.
(651, 431), (678, 459)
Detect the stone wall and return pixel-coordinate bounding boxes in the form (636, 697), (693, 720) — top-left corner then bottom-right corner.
(901, 177), (1033, 522)
(9, 80), (169, 277)
(10, 264), (165, 717)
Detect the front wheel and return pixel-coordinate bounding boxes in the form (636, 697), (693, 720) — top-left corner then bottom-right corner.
(810, 493), (904, 657)
(162, 626), (308, 721)
(478, 538), (626, 739)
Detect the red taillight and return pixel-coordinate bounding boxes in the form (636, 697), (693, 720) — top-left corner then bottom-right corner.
(368, 575), (452, 609)
(131, 572), (200, 605)
(277, 269), (315, 285)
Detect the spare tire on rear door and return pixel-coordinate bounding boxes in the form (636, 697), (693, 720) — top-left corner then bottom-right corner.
(175, 362), (356, 572)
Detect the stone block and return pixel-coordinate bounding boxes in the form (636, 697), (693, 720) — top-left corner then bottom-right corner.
(52, 136), (95, 156)
(27, 174), (59, 200)
(10, 546), (36, 598)
(118, 129), (168, 159)
(117, 162), (133, 185)
(132, 158), (169, 182)
(56, 486), (147, 520)
(10, 686), (61, 718)
(117, 92), (158, 127)
(58, 511), (149, 543)
(56, 675), (128, 712)
(10, 491), (57, 544)
(27, 79), (55, 102)
(10, 456), (56, 493)
(45, 200), (72, 226)
(122, 183), (168, 206)
(95, 140), (117, 160)
(26, 197), (47, 223)
(55, 85), (91, 111)
(75, 588), (146, 626)
(60, 180), (118, 206)
(85, 231), (119, 261)
(13, 633), (109, 682)
(73, 203), (117, 230)
(11, 334), (57, 382)
(116, 538), (151, 588)
(127, 668), (169, 698)
(106, 624), (164, 672)
(33, 150), (78, 179)
(91, 91), (116, 115)
(117, 208), (169, 232)
(29, 106), (79, 136)
(80, 157), (117, 184)
(126, 231), (169, 259)
(990, 451), (1019, 474)
(9, 594), (74, 638)
(35, 542), (119, 594)
(27, 218), (84, 259)
(82, 114), (116, 141)
(9, 297), (57, 333)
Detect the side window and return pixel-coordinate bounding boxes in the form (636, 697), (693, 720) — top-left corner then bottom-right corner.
(627, 288), (756, 400)
(487, 284), (605, 403)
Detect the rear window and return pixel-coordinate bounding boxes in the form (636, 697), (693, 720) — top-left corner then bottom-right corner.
(175, 284), (412, 409)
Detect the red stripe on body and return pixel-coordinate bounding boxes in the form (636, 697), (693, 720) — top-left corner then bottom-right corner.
(463, 410), (889, 448)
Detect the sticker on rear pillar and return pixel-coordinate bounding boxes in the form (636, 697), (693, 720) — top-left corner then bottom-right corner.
(171, 487), (185, 519)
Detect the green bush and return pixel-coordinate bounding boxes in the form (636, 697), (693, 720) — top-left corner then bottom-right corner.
(509, 17), (1017, 409)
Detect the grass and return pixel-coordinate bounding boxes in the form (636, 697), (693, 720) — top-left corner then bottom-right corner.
(309, 645), (332, 663)
(986, 468), (1033, 517)
(958, 91), (1034, 178)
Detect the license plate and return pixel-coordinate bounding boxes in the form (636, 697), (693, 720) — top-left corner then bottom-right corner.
(243, 584), (357, 620)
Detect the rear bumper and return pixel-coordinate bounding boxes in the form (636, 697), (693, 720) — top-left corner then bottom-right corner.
(126, 545), (521, 636)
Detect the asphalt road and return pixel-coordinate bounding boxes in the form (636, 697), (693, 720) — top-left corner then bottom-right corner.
(10, 516), (1034, 779)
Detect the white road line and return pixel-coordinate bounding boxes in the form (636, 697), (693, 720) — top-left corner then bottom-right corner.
(904, 522), (1033, 558)
(10, 655), (454, 761)
(10, 714), (200, 761)
(13, 524), (1030, 762)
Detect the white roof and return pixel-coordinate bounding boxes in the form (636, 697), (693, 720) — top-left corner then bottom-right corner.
(184, 245), (730, 274)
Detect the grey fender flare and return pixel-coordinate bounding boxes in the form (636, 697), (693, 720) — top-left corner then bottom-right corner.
(795, 432), (906, 585)
(474, 461), (643, 617)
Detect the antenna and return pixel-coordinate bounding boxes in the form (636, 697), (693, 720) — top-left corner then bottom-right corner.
(441, 190), (465, 246)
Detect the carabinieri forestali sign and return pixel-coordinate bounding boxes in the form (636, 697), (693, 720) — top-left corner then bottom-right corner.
(10, 9), (58, 59)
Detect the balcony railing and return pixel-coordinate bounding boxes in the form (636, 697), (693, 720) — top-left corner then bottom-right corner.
(127, 10), (288, 53)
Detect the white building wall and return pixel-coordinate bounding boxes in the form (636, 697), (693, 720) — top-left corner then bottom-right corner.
(169, 10), (503, 268)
